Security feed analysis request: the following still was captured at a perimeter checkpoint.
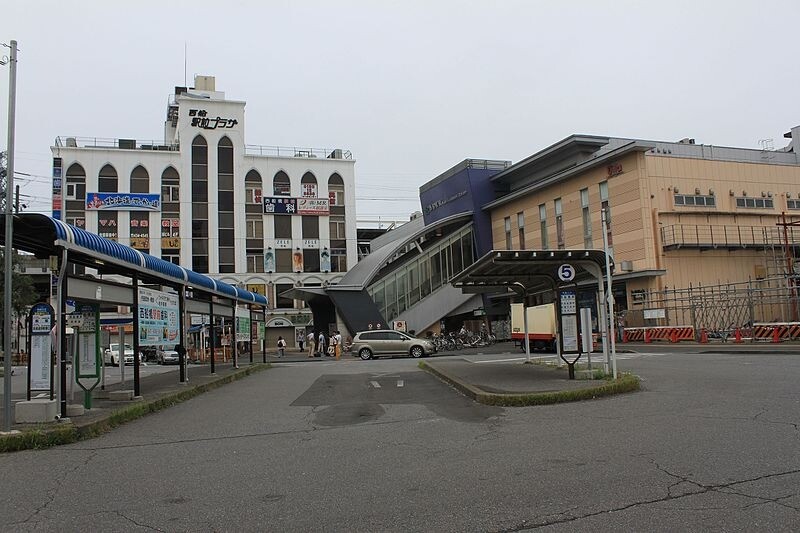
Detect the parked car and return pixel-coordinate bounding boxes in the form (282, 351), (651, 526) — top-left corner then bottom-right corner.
(350, 330), (436, 360)
(157, 348), (180, 365)
(104, 343), (136, 366)
(139, 347), (157, 363)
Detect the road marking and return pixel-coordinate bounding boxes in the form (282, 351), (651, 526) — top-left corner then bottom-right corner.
(370, 381), (381, 388)
(397, 380), (404, 387)
(474, 357), (529, 363)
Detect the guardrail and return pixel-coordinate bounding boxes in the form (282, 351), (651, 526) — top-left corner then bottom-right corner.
(660, 223), (800, 249)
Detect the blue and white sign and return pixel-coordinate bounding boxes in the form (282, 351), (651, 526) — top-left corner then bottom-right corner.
(86, 192), (161, 211)
(558, 263), (576, 282)
(263, 197), (297, 215)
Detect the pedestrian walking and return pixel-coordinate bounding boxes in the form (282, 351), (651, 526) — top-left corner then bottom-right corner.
(297, 331), (304, 352)
(334, 330), (343, 359)
(277, 336), (286, 358)
(330, 331), (339, 360)
(307, 331), (315, 358)
(318, 332), (326, 357)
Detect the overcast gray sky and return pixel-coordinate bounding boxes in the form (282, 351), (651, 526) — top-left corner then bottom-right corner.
(2, 0), (799, 221)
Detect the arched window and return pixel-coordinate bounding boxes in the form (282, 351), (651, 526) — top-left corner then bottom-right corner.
(191, 135), (209, 273)
(328, 173), (345, 206)
(98, 164), (118, 193)
(273, 171), (290, 196)
(245, 170), (262, 204)
(130, 165), (149, 193)
(301, 171), (317, 197)
(328, 172), (347, 272)
(217, 136), (235, 273)
(65, 163), (86, 201)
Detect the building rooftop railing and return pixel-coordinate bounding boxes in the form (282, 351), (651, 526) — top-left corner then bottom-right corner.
(54, 136), (180, 151)
(54, 137), (354, 160)
(661, 223), (800, 250)
(244, 145), (353, 160)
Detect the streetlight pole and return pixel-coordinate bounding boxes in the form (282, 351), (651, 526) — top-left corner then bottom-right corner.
(3, 39), (18, 431)
(601, 207), (618, 379)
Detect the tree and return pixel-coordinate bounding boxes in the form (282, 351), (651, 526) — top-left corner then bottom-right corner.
(0, 248), (39, 356)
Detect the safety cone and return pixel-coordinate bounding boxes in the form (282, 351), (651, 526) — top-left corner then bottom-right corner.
(644, 329), (651, 344)
(700, 329), (708, 343)
(772, 326), (781, 343)
(734, 327), (743, 343)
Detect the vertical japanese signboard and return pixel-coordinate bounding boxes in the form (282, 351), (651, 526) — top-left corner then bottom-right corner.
(236, 308), (251, 342)
(27, 303), (55, 398)
(138, 287), (180, 346)
(75, 304), (100, 379)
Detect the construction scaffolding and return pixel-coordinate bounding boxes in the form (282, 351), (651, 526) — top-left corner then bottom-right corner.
(626, 214), (800, 334)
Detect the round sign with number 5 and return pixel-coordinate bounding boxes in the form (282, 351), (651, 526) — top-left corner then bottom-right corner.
(558, 264), (575, 282)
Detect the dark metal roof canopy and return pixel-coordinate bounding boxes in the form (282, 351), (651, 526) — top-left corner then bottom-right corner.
(451, 249), (612, 296)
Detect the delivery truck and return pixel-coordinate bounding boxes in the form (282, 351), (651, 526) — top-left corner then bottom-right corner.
(511, 302), (557, 351)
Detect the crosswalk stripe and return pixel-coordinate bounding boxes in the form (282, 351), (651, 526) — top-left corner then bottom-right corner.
(370, 381), (381, 388)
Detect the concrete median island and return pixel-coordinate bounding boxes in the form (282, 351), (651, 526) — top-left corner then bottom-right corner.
(419, 360), (640, 407)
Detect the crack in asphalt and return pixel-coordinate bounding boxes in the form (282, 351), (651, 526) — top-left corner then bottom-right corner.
(66, 413), (441, 451)
(492, 465), (800, 531)
(21, 449), (98, 524)
(114, 510), (165, 532)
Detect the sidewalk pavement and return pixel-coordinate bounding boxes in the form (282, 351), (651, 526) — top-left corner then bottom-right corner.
(0, 360), (269, 438)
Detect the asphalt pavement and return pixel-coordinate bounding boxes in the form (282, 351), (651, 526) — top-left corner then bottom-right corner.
(1, 345), (799, 531)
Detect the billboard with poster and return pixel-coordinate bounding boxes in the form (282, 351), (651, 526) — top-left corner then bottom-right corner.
(137, 287), (179, 345)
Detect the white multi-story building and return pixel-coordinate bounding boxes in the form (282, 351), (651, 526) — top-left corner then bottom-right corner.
(51, 75), (357, 343)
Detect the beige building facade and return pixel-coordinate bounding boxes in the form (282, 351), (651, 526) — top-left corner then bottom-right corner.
(485, 127), (800, 328)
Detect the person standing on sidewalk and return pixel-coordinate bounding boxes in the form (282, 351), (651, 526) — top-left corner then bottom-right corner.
(306, 331), (315, 358)
(297, 331), (304, 352)
(333, 331), (342, 360)
(318, 331), (326, 357)
(277, 336), (286, 358)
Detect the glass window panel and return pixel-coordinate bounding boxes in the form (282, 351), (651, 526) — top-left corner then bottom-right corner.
(451, 238), (463, 275)
(302, 216), (320, 239)
(276, 249), (292, 272)
(303, 249), (320, 272)
(275, 283), (294, 309)
(274, 216), (292, 239)
(385, 277), (397, 320)
(461, 232), (473, 268)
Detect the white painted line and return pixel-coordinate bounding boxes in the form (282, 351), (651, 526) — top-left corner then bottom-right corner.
(370, 381), (381, 388)
(397, 380), (404, 387)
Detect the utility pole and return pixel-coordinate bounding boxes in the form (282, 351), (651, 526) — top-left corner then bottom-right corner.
(3, 39), (18, 432)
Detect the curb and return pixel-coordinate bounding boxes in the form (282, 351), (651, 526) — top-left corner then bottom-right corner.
(0, 364), (271, 453)
(419, 361), (640, 407)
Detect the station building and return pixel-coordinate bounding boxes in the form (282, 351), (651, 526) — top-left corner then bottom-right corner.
(50, 75), (357, 345)
(485, 127), (800, 328)
(316, 125), (800, 338)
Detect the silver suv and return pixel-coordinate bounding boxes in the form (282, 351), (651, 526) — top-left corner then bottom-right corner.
(350, 330), (435, 360)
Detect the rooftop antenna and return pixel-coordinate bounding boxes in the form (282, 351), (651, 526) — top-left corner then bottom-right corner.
(184, 42), (187, 87)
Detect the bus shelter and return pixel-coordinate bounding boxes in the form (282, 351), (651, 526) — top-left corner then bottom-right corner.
(450, 249), (617, 377)
(3, 214), (268, 418)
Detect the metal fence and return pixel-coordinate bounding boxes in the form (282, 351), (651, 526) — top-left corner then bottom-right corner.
(625, 276), (799, 336)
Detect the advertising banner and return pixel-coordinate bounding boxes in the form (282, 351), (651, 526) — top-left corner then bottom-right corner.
(236, 308), (251, 342)
(86, 192), (161, 211)
(263, 197), (297, 215)
(297, 198), (329, 215)
(138, 287), (180, 346)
